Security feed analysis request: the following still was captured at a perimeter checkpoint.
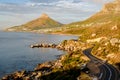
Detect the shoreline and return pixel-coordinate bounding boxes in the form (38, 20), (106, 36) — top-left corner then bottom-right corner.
(47, 32), (81, 36)
(1, 42), (78, 79)
(1, 38), (87, 80)
(3, 30), (81, 37)
(1, 31), (80, 80)
(1, 31), (120, 80)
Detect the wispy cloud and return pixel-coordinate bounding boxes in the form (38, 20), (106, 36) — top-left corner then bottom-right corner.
(92, 0), (113, 3)
(0, 0), (114, 29)
(0, 0), (113, 14)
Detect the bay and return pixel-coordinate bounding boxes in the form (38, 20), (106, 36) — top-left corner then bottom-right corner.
(0, 31), (78, 77)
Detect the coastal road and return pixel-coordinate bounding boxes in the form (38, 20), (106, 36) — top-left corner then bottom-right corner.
(83, 48), (120, 80)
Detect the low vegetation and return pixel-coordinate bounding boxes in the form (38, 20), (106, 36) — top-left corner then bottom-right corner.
(6, 13), (62, 32)
(3, 0), (120, 79)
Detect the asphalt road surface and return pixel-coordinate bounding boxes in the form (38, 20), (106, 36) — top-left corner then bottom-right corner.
(83, 48), (120, 80)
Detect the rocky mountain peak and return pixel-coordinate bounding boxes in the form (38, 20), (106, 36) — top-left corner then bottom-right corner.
(101, 0), (120, 13)
(40, 13), (49, 18)
(115, 0), (120, 2)
(6, 12), (62, 31)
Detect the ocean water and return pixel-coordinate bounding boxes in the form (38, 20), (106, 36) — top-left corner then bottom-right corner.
(0, 31), (78, 77)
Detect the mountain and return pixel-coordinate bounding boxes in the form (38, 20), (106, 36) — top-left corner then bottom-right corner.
(55, 0), (120, 38)
(101, 0), (120, 13)
(6, 13), (62, 32)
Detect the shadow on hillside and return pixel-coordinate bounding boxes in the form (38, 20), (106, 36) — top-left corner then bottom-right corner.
(115, 63), (120, 70)
(40, 68), (81, 80)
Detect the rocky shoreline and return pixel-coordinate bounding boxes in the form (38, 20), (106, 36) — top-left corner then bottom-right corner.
(30, 41), (79, 52)
(1, 40), (82, 80)
(30, 43), (57, 48)
(1, 37), (120, 80)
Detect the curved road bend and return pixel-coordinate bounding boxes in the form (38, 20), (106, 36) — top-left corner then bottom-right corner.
(83, 48), (120, 80)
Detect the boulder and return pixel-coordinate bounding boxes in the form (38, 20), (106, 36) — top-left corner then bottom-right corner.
(34, 61), (54, 71)
(110, 38), (120, 46)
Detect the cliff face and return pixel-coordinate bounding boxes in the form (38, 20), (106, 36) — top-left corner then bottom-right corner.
(90, 0), (120, 18)
(7, 13), (62, 32)
(101, 0), (120, 13)
(57, 0), (120, 38)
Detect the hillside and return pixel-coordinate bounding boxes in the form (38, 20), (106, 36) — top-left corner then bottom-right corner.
(2, 0), (120, 80)
(52, 0), (120, 66)
(53, 0), (120, 39)
(6, 13), (62, 32)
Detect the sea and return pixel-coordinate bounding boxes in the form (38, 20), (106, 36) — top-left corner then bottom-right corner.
(0, 31), (78, 78)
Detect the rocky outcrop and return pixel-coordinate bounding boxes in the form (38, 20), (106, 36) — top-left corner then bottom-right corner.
(1, 60), (62, 80)
(101, 0), (120, 13)
(30, 43), (57, 48)
(107, 53), (120, 63)
(86, 37), (107, 43)
(34, 61), (55, 71)
(110, 38), (120, 46)
(56, 39), (87, 52)
(30, 39), (87, 52)
(1, 70), (43, 80)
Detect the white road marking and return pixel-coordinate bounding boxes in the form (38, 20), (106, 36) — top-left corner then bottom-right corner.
(99, 73), (103, 79)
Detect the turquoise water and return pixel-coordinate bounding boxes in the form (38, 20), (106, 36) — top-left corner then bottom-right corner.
(0, 31), (78, 77)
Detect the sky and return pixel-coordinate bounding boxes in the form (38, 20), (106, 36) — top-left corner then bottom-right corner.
(0, 0), (113, 30)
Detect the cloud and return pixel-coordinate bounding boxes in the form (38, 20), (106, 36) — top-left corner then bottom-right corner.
(54, 0), (99, 12)
(29, 0), (58, 3)
(80, 0), (114, 5)
(0, 0), (114, 29)
(26, 0), (100, 13)
(0, 0), (112, 14)
(92, 0), (114, 3)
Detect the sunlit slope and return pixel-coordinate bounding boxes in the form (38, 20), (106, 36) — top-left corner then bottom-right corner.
(6, 13), (62, 31)
(56, 0), (120, 38)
